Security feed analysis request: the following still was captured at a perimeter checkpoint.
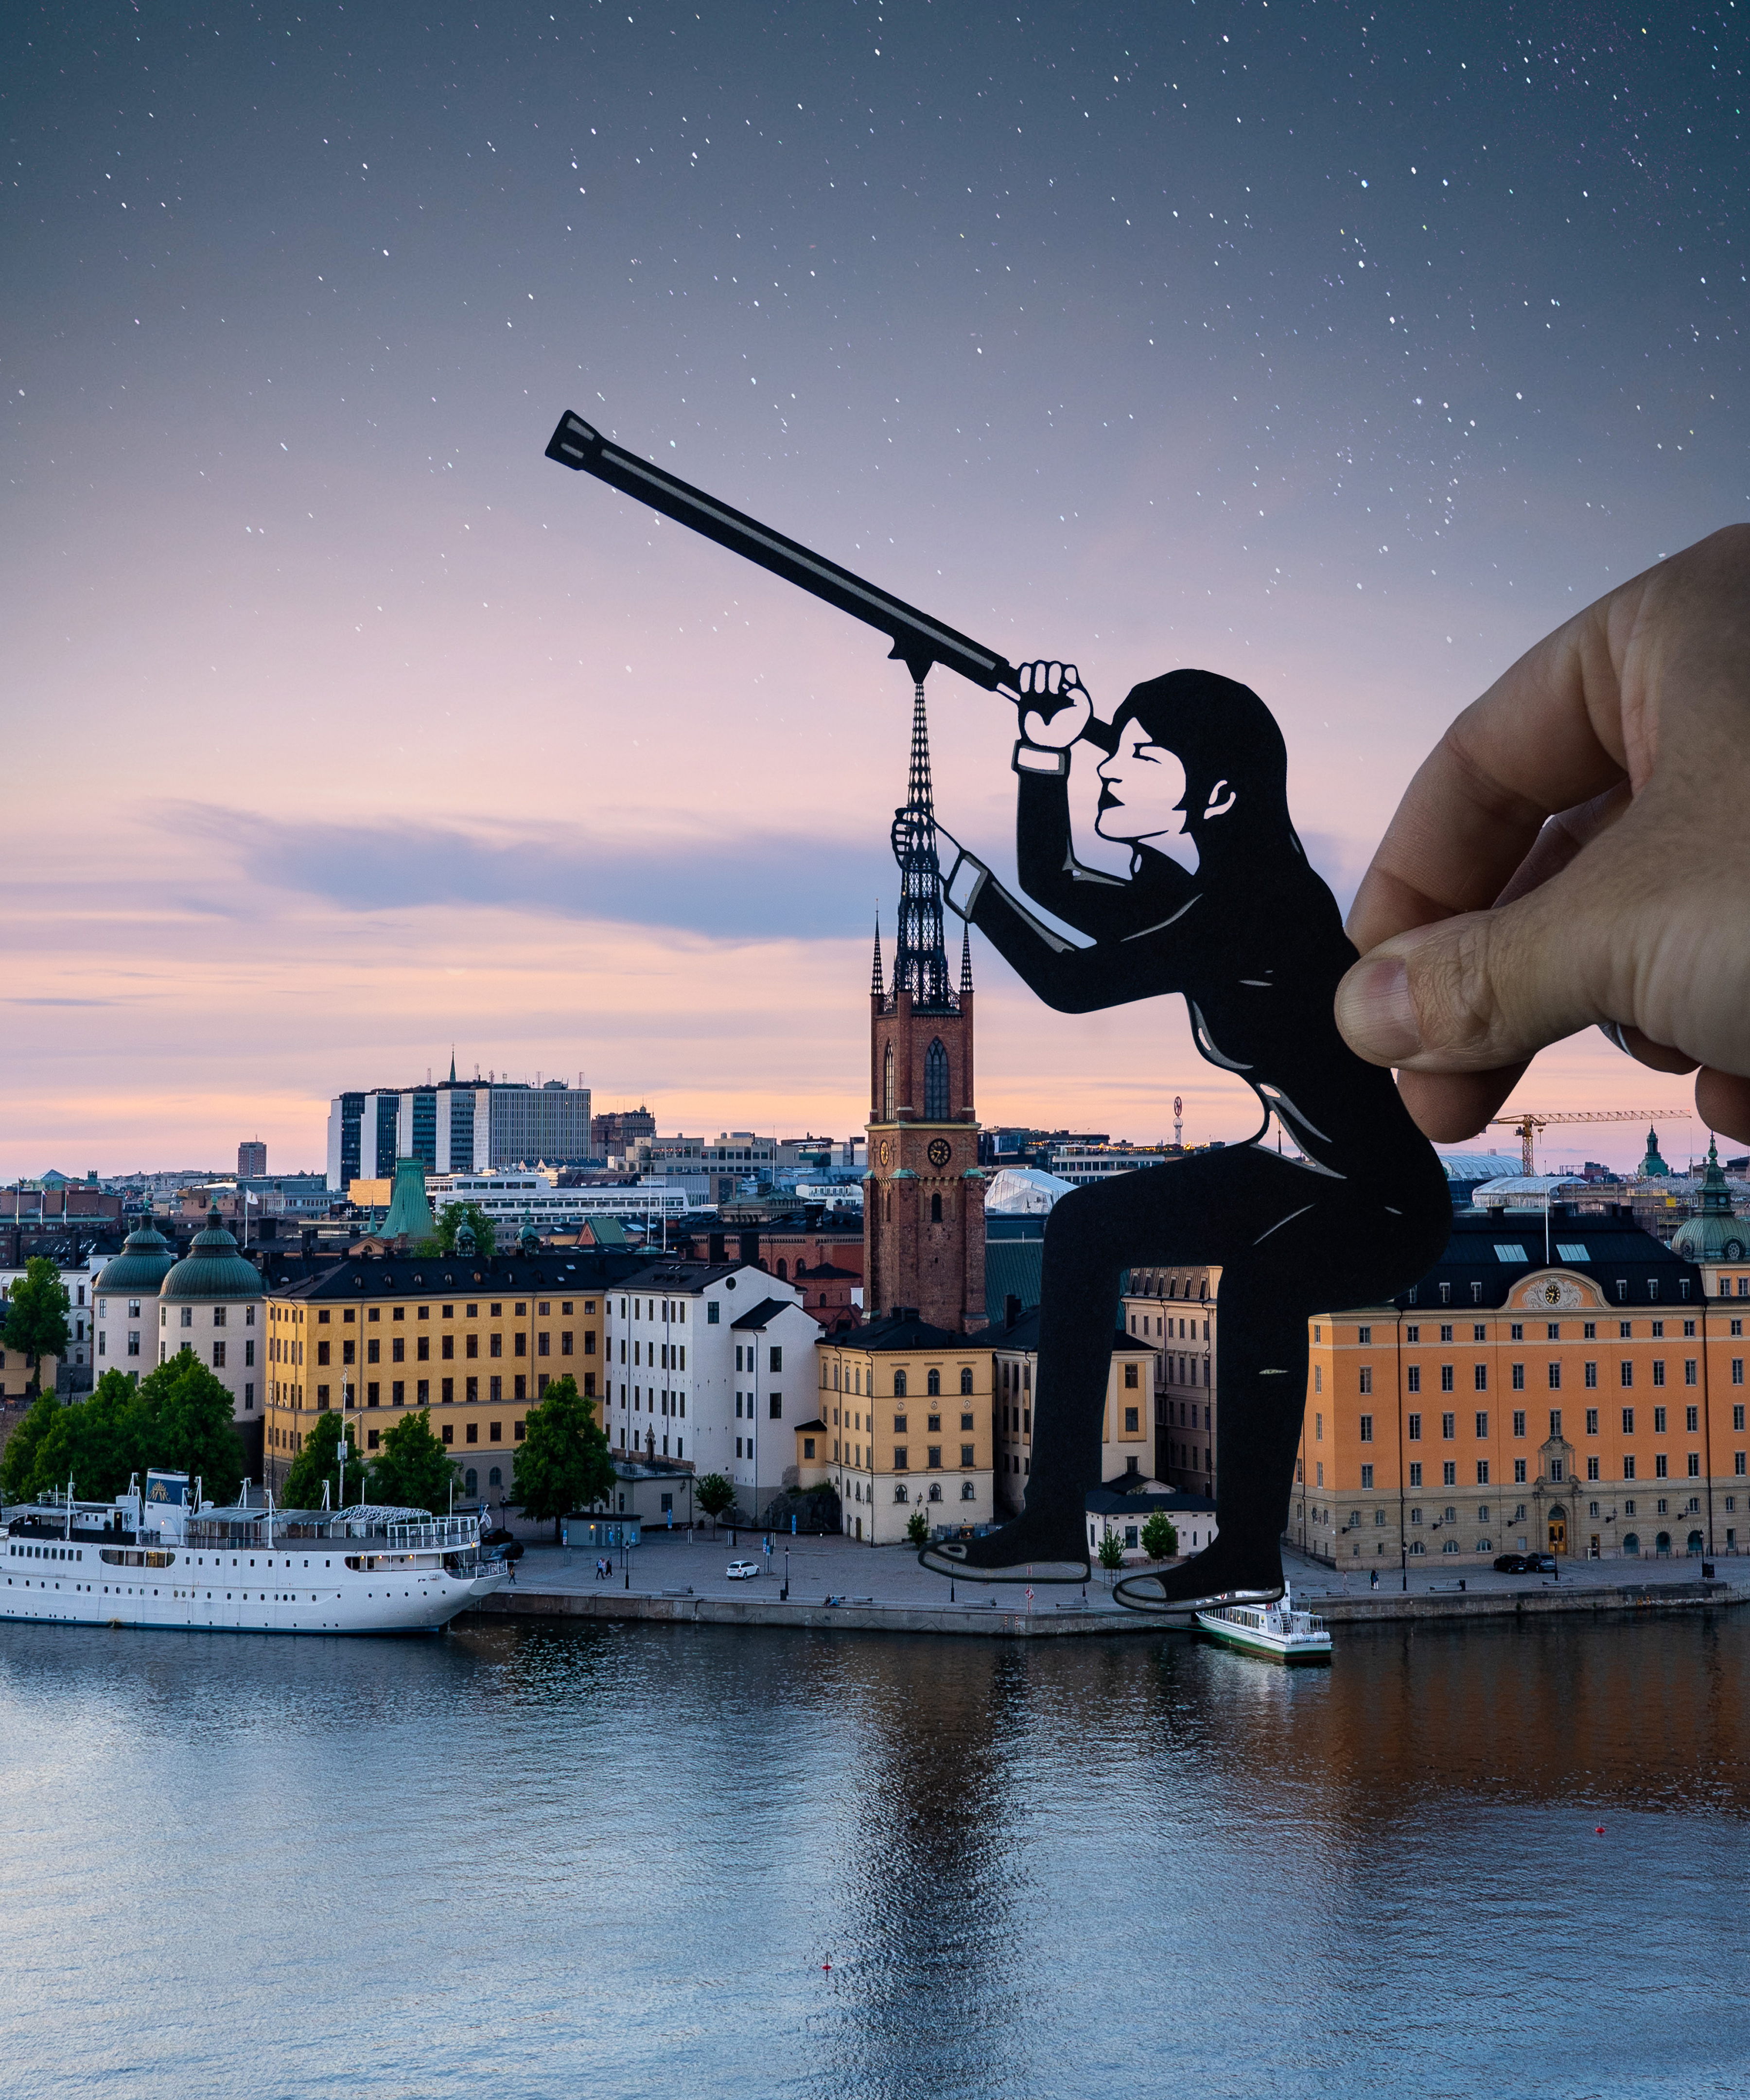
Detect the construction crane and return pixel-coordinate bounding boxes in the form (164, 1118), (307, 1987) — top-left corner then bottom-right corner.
(1488, 1108), (1692, 1176)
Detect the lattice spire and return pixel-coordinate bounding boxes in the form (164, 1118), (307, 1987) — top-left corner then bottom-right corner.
(871, 909), (885, 998)
(960, 923), (974, 996)
(888, 679), (956, 1010)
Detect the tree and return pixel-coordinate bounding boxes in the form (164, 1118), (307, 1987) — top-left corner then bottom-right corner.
(368, 1408), (457, 1514)
(3, 1258), (70, 1394)
(695, 1472), (735, 1535)
(1097, 1531), (1126, 1577)
(905, 1509), (930, 1547)
(1141, 1512), (1179, 1561)
(27, 1370), (143, 1503)
(135, 1353), (244, 1505)
(510, 1375), (614, 1540)
(281, 1410), (360, 1509)
(431, 1202), (496, 1256)
(1, 1394), (61, 1503)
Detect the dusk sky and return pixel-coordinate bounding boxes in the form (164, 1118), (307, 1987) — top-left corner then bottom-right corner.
(5, 1), (1744, 1178)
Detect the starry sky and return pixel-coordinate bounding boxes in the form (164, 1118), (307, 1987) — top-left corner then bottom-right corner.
(4, 0), (1745, 1177)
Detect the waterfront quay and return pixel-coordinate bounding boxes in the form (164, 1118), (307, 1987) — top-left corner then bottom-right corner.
(464, 1525), (1749, 1638)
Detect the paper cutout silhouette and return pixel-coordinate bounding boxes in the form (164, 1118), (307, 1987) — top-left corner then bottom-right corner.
(545, 414), (1449, 1608)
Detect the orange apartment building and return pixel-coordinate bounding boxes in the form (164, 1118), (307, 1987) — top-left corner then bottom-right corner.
(1295, 1188), (1750, 1568)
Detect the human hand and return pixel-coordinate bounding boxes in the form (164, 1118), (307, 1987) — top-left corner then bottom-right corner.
(1015, 660), (1093, 750)
(1336, 525), (1750, 1143)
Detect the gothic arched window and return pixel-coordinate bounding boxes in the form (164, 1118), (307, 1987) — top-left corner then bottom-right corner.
(925, 1037), (950, 1121)
(775, 1259), (787, 1279)
(883, 1042), (895, 1122)
(927, 1367), (942, 1397)
(893, 1368), (908, 1397)
(960, 1367), (973, 1395)
(930, 1193), (943, 1224)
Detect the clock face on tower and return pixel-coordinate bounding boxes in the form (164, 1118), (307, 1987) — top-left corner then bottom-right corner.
(927, 1137), (953, 1169)
(877, 1138), (892, 1168)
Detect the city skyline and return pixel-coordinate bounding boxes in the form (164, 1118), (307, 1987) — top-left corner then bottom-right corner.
(5, 3), (1739, 1174)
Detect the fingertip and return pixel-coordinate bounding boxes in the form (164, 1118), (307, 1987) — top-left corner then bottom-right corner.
(1695, 1069), (1750, 1146)
(1398, 1065), (1530, 1146)
(1335, 954), (1422, 1065)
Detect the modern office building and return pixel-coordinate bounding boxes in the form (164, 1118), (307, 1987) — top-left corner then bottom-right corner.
(237, 1140), (267, 1178)
(326, 1069), (592, 1188)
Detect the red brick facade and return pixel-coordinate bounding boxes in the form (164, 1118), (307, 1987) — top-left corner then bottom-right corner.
(865, 984), (986, 1332)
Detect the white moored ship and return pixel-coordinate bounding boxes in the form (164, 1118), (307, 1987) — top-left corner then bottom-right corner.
(1195, 1582), (1332, 1664)
(1, 1470), (508, 1636)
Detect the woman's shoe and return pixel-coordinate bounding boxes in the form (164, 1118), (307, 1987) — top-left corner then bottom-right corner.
(1111, 1540), (1284, 1614)
(917, 1520), (1091, 1583)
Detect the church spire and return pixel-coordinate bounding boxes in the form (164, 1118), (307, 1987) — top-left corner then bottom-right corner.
(889, 679), (956, 1009)
(871, 910), (885, 998)
(960, 923), (974, 996)
(448, 1045), (457, 1084)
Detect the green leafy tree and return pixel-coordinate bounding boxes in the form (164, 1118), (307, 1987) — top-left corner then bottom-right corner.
(3, 1258), (71, 1394)
(1141, 1512), (1179, 1561)
(1097, 1531), (1126, 1577)
(432, 1202), (496, 1256)
(695, 1472), (735, 1535)
(905, 1509), (930, 1547)
(510, 1374), (615, 1540)
(135, 1353), (244, 1505)
(280, 1409), (360, 1509)
(1, 1394), (61, 1503)
(28, 1370), (144, 1503)
(368, 1408), (458, 1514)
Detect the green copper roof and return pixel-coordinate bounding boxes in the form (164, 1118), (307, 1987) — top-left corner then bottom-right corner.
(161, 1209), (263, 1302)
(93, 1218), (178, 1295)
(381, 1157), (438, 1243)
(1672, 1138), (1749, 1262)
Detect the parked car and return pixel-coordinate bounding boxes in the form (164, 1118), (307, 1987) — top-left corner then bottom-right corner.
(726, 1559), (761, 1580)
(1528, 1553), (1558, 1574)
(481, 1527), (525, 1562)
(1492, 1553), (1528, 1574)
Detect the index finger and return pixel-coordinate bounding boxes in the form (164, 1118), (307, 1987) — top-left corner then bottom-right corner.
(1345, 582), (1638, 956)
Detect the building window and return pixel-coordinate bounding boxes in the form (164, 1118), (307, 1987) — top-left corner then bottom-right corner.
(928, 1445), (942, 1469)
(1407, 1413), (1422, 1441)
(392, 1382), (404, 1406)
(1407, 1365), (1421, 1394)
(960, 1367), (974, 1394)
(1476, 1461), (1490, 1485)
(212, 1342), (226, 1368)
(1510, 1364), (1525, 1391)
(1441, 1413), (1455, 1440)
(927, 1368), (941, 1397)
(1358, 1365), (1373, 1395)
(893, 1369), (907, 1398)
(1360, 1464), (1374, 1489)
(1125, 1362), (1139, 1389)
(1514, 1458), (1527, 1483)
(1441, 1365), (1455, 1392)
(1408, 1462), (1422, 1487)
(1359, 1415), (1374, 1443)
(1688, 1453), (1701, 1477)
(924, 1037), (950, 1120)
(1443, 1462), (1457, 1487)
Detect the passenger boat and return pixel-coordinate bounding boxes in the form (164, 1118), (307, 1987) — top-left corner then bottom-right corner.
(0, 1470), (507, 1636)
(1195, 1582), (1332, 1663)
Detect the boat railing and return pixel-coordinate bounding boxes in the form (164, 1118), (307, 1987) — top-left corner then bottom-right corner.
(385, 1516), (481, 1551)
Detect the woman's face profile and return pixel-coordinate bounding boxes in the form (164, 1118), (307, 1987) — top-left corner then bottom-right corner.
(1095, 720), (1190, 843)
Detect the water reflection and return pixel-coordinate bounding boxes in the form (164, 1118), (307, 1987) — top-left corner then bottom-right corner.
(0, 1611), (1747, 2099)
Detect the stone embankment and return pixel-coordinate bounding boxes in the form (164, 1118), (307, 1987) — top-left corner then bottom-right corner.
(463, 1573), (1747, 1639)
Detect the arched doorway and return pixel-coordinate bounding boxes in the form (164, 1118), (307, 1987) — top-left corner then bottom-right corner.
(1547, 1506), (1567, 1556)
(1656, 1531), (1672, 1556)
(1688, 1529), (1705, 1555)
(855, 1516), (863, 1540)
(1623, 1532), (1640, 1556)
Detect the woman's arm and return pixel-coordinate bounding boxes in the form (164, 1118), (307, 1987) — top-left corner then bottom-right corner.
(941, 839), (1184, 1015)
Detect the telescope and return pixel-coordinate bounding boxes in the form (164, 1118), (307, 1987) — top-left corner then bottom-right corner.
(543, 409), (1025, 695)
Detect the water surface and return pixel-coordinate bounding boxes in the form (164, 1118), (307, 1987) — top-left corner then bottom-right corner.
(3, 1610), (1748, 2099)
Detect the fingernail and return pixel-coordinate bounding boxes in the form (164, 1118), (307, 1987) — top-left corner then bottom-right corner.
(1338, 955), (1423, 1063)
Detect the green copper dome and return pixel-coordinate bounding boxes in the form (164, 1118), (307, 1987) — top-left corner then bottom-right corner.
(1671, 1139), (1749, 1264)
(94, 1217), (178, 1296)
(161, 1208), (263, 1302)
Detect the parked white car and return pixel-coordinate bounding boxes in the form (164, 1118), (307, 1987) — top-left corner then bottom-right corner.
(726, 1559), (761, 1580)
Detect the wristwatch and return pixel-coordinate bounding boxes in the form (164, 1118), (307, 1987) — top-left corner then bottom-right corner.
(1012, 741), (1070, 777)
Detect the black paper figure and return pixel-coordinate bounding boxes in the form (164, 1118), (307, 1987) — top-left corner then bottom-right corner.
(913, 663), (1449, 1607)
(543, 414), (1449, 1611)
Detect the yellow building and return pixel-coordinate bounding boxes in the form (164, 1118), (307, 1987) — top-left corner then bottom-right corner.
(1125, 1261), (1220, 1498)
(1295, 1203), (1749, 1567)
(812, 1310), (993, 1544)
(991, 1304), (1157, 1516)
(263, 1249), (618, 1502)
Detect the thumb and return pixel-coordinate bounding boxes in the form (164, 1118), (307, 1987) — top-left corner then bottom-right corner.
(1335, 881), (1617, 1072)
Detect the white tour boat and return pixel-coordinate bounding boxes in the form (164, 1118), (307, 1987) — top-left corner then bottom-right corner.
(1195, 1582), (1332, 1663)
(0, 1470), (508, 1636)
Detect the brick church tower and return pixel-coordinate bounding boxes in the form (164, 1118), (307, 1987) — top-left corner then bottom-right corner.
(864, 682), (987, 1332)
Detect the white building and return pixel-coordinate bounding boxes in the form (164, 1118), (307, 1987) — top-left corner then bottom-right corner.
(153, 1210), (264, 1421)
(602, 1261), (821, 1521)
(91, 1219), (179, 1380)
(428, 1172), (689, 1228)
